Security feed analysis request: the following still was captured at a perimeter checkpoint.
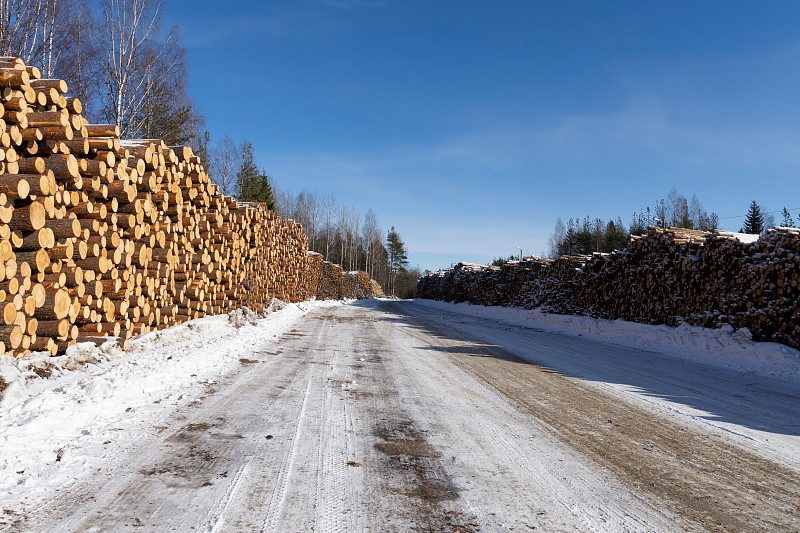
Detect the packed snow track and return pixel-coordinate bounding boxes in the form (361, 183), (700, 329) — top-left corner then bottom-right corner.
(3, 299), (799, 532)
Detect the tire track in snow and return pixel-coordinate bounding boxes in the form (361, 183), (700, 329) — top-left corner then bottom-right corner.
(315, 344), (361, 533)
(380, 307), (691, 532)
(378, 300), (800, 532)
(261, 379), (315, 532)
(202, 462), (250, 533)
(8, 326), (314, 532)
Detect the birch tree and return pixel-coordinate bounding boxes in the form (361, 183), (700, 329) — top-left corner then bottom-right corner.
(0, 0), (67, 75)
(321, 194), (335, 260)
(362, 209), (380, 280)
(56, 0), (99, 118)
(99, 0), (187, 138)
(209, 135), (240, 197)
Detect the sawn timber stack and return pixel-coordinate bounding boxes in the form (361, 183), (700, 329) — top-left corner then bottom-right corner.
(0, 57), (316, 358)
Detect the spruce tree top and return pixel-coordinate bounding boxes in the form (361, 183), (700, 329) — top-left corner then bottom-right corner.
(740, 200), (765, 234)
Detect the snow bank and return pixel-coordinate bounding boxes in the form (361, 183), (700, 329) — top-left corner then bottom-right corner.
(413, 299), (800, 384)
(0, 300), (330, 499)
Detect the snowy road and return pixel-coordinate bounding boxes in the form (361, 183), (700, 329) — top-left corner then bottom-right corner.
(4, 300), (800, 532)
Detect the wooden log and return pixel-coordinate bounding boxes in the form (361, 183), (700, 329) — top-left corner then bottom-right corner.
(0, 68), (29, 87)
(0, 174), (29, 198)
(30, 78), (68, 93)
(26, 110), (68, 127)
(9, 201), (45, 231)
(34, 288), (71, 320)
(85, 124), (120, 137)
(0, 323), (22, 349)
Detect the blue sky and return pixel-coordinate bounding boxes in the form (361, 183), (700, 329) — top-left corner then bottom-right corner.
(165, 1), (800, 272)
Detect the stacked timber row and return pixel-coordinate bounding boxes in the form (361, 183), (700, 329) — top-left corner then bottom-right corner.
(314, 261), (380, 300)
(0, 57), (313, 358)
(417, 226), (800, 349)
(341, 271), (375, 300)
(370, 279), (383, 297)
(316, 261), (344, 300)
(298, 252), (323, 300)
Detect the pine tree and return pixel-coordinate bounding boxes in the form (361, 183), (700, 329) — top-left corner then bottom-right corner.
(195, 130), (211, 169)
(386, 227), (408, 296)
(740, 201), (765, 234)
(781, 207), (795, 228)
(236, 142), (275, 209)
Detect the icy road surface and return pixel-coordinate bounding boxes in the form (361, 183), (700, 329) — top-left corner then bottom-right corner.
(2, 299), (800, 532)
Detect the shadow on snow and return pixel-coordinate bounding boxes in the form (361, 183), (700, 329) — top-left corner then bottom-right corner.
(350, 299), (800, 438)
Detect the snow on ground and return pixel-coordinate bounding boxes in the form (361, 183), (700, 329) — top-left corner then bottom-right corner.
(412, 299), (800, 384)
(0, 297), (798, 530)
(725, 231), (761, 243)
(0, 299), (335, 505)
(404, 299), (800, 473)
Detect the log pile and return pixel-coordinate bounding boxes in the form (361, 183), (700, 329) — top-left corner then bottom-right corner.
(316, 261), (344, 300)
(0, 57), (313, 358)
(299, 252), (323, 300)
(370, 279), (384, 297)
(417, 226), (800, 349)
(314, 262), (381, 300)
(341, 272), (360, 300)
(341, 271), (374, 300)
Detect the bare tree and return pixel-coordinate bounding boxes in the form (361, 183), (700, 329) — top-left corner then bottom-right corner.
(547, 218), (566, 258)
(0, 0), (38, 58)
(209, 135), (240, 197)
(350, 210), (361, 271)
(268, 180), (390, 287)
(99, 0), (186, 138)
(56, 0), (99, 118)
(36, 0), (59, 75)
(688, 194), (703, 229)
(362, 209), (380, 279)
(321, 194), (335, 260)
(303, 190), (319, 253)
(592, 218), (603, 252)
(338, 206), (349, 269)
(0, 0), (69, 75)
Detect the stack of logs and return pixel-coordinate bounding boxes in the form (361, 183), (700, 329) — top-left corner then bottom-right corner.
(416, 257), (588, 314)
(299, 252), (323, 299)
(313, 260), (381, 300)
(417, 226), (800, 349)
(0, 56), (316, 357)
(342, 271), (375, 300)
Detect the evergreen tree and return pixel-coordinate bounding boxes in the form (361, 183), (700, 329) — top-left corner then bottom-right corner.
(740, 201), (765, 234)
(137, 81), (199, 147)
(195, 130), (211, 168)
(781, 207), (795, 228)
(236, 142), (275, 209)
(386, 227), (408, 296)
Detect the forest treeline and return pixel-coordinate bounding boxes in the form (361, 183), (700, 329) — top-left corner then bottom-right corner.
(548, 189), (719, 258)
(0, 0), (413, 295)
(547, 190), (799, 259)
(273, 187), (421, 298)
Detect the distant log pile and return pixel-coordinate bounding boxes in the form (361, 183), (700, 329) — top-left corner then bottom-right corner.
(370, 279), (384, 297)
(299, 252), (323, 300)
(0, 56), (330, 358)
(417, 226), (800, 349)
(314, 261), (381, 300)
(316, 261), (344, 300)
(341, 271), (371, 299)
